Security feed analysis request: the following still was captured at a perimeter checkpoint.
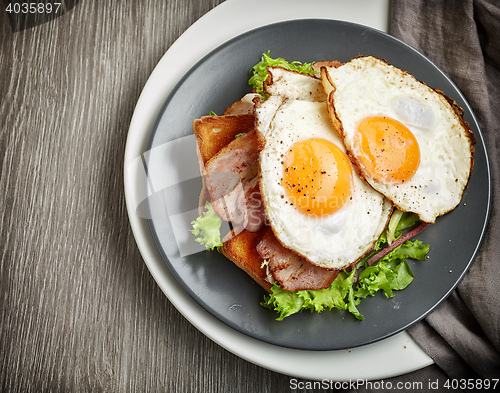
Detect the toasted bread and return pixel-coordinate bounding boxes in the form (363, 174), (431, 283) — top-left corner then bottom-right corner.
(222, 227), (271, 292)
(192, 114), (254, 164)
(192, 111), (270, 291)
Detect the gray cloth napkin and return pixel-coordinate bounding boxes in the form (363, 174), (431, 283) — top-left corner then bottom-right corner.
(391, 0), (500, 382)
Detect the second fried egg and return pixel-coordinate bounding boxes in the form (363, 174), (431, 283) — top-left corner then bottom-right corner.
(321, 56), (475, 223)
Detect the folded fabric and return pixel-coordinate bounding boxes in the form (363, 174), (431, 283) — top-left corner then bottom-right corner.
(391, 0), (500, 381)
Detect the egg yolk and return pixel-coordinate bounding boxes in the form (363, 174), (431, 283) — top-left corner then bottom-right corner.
(282, 138), (352, 217)
(356, 116), (420, 183)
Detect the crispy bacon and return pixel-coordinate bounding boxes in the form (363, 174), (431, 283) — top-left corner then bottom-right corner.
(223, 93), (260, 115)
(204, 130), (266, 232)
(256, 228), (338, 291)
(235, 175), (266, 232)
(312, 60), (342, 72)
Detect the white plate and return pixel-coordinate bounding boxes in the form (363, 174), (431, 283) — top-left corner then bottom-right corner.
(124, 0), (433, 380)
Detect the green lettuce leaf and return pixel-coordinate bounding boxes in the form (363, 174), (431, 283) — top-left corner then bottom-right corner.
(389, 239), (430, 262)
(261, 269), (362, 320)
(260, 285), (307, 321)
(248, 51), (317, 96)
(389, 260), (414, 291)
(261, 210), (429, 321)
(189, 201), (223, 251)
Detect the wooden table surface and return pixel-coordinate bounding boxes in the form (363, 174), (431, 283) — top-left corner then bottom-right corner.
(0, 1), (443, 391)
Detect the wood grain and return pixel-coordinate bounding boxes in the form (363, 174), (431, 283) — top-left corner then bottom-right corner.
(0, 1), (443, 392)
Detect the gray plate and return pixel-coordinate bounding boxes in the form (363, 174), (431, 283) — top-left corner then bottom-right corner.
(145, 20), (491, 350)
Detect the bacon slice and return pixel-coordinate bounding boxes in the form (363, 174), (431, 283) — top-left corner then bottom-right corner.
(238, 176), (266, 232)
(223, 93), (260, 115)
(256, 228), (339, 291)
(205, 130), (259, 198)
(204, 130), (266, 232)
(312, 60), (342, 72)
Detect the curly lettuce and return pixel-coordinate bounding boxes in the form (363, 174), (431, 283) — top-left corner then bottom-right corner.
(189, 201), (223, 251)
(261, 211), (429, 320)
(261, 269), (360, 321)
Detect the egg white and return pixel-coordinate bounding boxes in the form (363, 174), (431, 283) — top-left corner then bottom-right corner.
(322, 56), (474, 223)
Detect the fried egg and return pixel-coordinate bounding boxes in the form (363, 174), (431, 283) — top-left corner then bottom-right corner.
(321, 56), (475, 223)
(255, 69), (392, 270)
